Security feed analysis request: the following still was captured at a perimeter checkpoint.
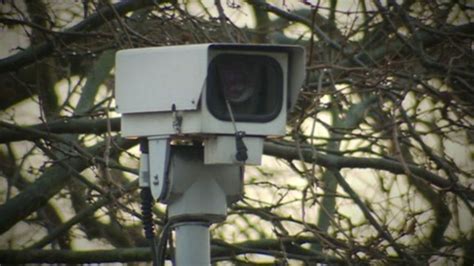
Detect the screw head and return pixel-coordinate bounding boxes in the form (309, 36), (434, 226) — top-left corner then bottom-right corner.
(152, 175), (159, 185)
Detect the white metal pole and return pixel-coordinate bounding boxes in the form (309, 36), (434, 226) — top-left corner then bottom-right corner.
(174, 222), (211, 266)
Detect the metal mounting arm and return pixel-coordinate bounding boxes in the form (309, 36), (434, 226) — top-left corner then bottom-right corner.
(147, 136), (171, 200)
(140, 142), (243, 266)
(164, 146), (242, 265)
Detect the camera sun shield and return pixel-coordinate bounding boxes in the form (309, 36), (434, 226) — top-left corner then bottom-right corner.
(116, 43), (305, 165)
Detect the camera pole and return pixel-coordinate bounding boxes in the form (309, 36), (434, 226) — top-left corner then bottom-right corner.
(174, 221), (211, 265)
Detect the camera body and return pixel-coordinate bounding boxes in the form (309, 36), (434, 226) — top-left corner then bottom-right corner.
(116, 43), (305, 165)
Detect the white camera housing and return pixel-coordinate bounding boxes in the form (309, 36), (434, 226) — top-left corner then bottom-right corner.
(116, 43), (305, 165)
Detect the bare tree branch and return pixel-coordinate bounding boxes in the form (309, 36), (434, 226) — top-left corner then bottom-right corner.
(0, 137), (137, 234)
(0, 0), (161, 74)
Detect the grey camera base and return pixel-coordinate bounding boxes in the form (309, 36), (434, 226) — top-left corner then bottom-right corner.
(161, 146), (243, 266)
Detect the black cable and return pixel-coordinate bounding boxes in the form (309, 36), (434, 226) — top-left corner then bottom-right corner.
(140, 188), (154, 239)
(139, 139), (160, 265)
(157, 217), (172, 266)
(168, 221), (175, 265)
(140, 187), (159, 266)
(235, 131), (248, 162)
(139, 139), (174, 265)
(222, 98), (248, 163)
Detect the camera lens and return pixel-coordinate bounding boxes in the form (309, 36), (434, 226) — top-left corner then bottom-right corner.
(207, 53), (283, 122)
(219, 64), (254, 104)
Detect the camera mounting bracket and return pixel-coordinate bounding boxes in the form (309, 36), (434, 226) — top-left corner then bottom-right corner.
(147, 136), (171, 200)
